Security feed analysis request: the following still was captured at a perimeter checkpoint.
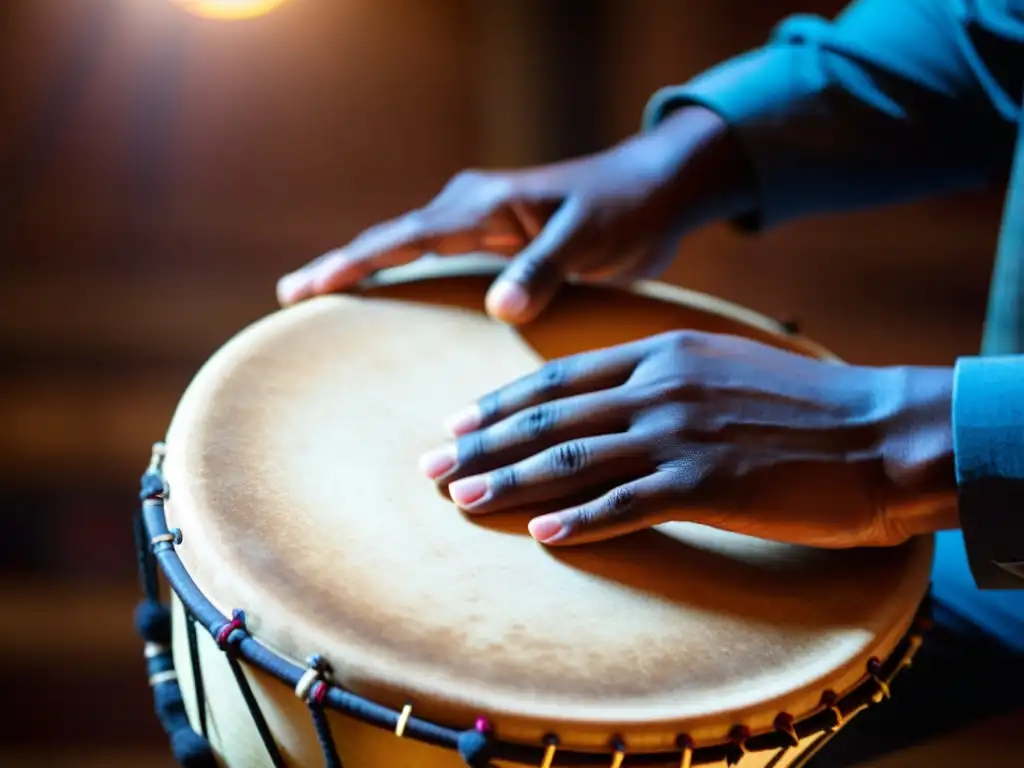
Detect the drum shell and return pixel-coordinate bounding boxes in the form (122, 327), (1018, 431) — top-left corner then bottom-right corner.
(173, 589), (890, 768)
(157, 256), (934, 768)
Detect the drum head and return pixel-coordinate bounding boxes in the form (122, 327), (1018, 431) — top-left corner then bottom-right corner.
(163, 257), (933, 752)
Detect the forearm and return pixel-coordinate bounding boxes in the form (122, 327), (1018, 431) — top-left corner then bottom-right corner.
(621, 105), (759, 236)
(643, 0), (1016, 232)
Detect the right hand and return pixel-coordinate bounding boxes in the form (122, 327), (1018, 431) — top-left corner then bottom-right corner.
(276, 106), (753, 324)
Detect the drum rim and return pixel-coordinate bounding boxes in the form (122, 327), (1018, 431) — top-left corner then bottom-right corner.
(353, 254), (839, 363)
(140, 256), (932, 765)
(139, 451), (931, 766)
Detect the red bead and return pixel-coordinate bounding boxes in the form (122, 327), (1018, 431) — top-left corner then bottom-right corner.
(474, 717), (492, 734)
(312, 681), (328, 705)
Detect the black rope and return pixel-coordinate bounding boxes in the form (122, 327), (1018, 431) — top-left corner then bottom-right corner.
(218, 615), (288, 768)
(308, 696), (344, 768)
(135, 459), (217, 768)
(136, 444), (934, 768)
(133, 508), (159, 602)
(186, 611), (208, 738)
(298, 658), (344, 768)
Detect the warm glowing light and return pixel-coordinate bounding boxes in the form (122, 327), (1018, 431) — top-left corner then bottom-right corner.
(173, 0), (291, 21)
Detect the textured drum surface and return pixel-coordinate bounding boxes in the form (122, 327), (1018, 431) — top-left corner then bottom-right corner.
(162, 259), (933, 763)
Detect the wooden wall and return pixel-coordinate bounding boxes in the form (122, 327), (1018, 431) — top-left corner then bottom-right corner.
(1, 0), (479, 763)
(0, 0), (1009, 764)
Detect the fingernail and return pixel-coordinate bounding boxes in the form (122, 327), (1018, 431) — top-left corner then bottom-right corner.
(449, 475), (489, 508)
(444, 405), (481, 436)
(528, 514), (564, 543)
(418, 445), (457, 479)
(486, 281), (529, 321)
(276, 272), (309, 305)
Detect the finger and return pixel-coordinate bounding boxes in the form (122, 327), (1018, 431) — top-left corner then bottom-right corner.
(276, 218), (425, 305)
(443, 340), (651, 436)
(526, 470), (684, 545)
(485, 198), (582, 324)
(446, 434), (651, 515)
(423, 389), (635, 483)
(276, 209), (500, 306)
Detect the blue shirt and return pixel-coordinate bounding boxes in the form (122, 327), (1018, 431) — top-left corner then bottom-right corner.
(642, 0), (1024, 650)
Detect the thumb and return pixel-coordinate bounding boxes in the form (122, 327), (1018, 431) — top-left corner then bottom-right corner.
(485, 200), (581, 324)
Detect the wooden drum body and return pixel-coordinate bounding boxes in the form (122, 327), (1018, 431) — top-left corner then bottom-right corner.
(135, 256), (934, 768)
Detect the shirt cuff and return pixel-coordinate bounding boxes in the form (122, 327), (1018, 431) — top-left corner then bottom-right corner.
(953, 356), (1024, 589)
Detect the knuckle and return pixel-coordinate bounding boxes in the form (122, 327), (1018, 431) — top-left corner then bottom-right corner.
(456, 431), (488, 466)
(477, 391), (502, 422)
(489, 466), (519, 495)
(511, 254), (560, 286)
(445, 168), (485, 190)
(663, 406), (697, 438)
(659, 460), (712, 497)
(396, 210), (428, 238)
(443, 170), (514, 207)
(568, 485), (638, 532)
(548, 441), (588, 476)
(534, 360), (570, 396)
(631, 401), (691, 437)
(572, 503), (601, 530)
(669, 329), (707, 346)
(607, 485), (638, 516)
(516, 405), (557, 440)
(662, 329), (710, 354)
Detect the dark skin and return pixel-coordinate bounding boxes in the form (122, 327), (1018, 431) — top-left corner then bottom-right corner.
(278, 106), (960, 548)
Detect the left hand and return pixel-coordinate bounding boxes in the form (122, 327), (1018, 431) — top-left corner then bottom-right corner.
(419, 331), (958, 548)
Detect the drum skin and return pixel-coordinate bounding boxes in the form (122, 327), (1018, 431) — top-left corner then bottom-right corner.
(162, 256), (934, 768)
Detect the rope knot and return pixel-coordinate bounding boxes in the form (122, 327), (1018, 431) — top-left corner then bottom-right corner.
(295, 655), (333, 705)
(215, 609), (247, 651)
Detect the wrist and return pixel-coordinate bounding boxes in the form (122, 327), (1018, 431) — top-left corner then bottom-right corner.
(876, 365), (959, 538)
(619, 105), (759, 232)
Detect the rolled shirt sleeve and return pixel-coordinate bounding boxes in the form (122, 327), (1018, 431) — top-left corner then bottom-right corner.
(642, 0), (1016, 231)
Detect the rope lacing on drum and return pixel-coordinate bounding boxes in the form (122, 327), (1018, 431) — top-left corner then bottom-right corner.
(676, 734), (695, 768)
(215, 609), (288, 768)
(539, 734), (559, 768)
(132, 439), (936, 768)
(184, 612), (208, 738)
(773, 714), (799, 748)
(726, 726), (750, 767)
(296, 655), (344, 768)
(457, 718), (495, 768)
(133, 445), (217, 768)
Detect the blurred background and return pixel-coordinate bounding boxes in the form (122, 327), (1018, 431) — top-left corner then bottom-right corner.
(0, 0), (1016, 765)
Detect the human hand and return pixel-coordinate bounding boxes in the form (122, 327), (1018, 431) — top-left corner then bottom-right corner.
(276, 107), (754, 324)
(419, 331), (959, 548)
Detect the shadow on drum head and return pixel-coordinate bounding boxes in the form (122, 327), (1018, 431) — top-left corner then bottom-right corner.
(466, 504), (903, 631)
(359, 266), (817, 362)
(358, 259), (885, 632)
